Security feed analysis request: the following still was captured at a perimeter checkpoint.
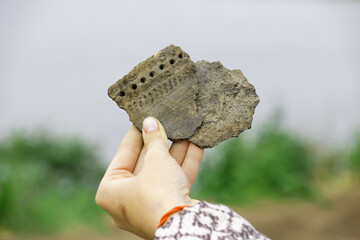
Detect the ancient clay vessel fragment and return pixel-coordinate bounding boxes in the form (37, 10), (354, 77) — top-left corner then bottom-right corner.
(190, 61), (260, 148)
(108, 45), (260, 148)
(108, 45), (204, 140)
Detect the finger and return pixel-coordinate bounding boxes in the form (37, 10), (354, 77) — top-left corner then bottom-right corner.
(133, 146), (146, 175)
(181, 143), (204, 188)
(104, 125), (143, 177)
(142, 117), (169, 154)
(169, 140), (190, 166)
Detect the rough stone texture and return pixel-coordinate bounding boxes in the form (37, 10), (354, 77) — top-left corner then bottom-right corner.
(108, 45), (260, 148)
(108, 45), (204, 140)
(190, 61), (260, 148)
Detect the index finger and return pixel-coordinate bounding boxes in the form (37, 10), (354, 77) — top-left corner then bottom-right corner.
(181, 143), (204, 188)
(104, 125), (143, 178)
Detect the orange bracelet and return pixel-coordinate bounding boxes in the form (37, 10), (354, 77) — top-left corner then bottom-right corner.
(157, 205), (188, 228)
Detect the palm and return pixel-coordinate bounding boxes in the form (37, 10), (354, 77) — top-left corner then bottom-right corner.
(103, 126), (202, 190)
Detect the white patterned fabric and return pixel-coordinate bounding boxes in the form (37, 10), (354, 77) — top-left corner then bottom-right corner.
(154, 201), (270, 240)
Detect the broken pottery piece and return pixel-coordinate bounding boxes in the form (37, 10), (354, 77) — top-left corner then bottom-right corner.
(108, 45), (260, 148)
(189, 61), (260, 148)
(108, 45), (204, 140)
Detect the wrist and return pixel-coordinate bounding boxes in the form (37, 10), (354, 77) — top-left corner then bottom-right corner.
(136, 199), (185, 239)
(154, 198), (200, 231)
(157, 205), (189, 228)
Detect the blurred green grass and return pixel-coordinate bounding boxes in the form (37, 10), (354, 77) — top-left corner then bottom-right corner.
(349, 131), (360, 172)
(0, 119), (359, 235)
(192, 117), (360, 204)
(0, 130), (106, 234)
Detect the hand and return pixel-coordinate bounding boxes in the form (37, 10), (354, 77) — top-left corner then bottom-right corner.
(95, 117), (204, 239)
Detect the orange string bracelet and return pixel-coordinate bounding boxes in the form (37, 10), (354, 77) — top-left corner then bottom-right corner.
(157, 205), (188, 228)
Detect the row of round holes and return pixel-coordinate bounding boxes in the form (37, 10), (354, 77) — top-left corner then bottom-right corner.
(119, 53), (183, 97)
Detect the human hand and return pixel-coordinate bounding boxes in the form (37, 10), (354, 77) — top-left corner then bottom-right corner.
(95, 117), (204, 239)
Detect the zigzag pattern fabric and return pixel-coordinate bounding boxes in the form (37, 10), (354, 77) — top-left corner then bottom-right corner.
(155, 201), (270, 240)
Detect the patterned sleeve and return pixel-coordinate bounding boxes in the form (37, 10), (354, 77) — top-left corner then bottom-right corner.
(154, 201), (270, 240)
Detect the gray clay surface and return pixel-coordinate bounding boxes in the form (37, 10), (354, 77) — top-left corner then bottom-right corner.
(190, 61), (260, 148)
(108, 45), (259, 148)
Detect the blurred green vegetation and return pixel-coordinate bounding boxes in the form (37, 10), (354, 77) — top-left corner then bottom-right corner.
(0, 130), (106, 234)
(192, 118), (360, 204)
(0, 120), (359, 235)
(349, 131), (360, 173)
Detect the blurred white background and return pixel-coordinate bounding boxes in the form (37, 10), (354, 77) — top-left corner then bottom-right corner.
(1, 0), (359, 160)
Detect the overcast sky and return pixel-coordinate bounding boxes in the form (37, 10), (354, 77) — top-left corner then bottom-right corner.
(1, 0), (359, 160)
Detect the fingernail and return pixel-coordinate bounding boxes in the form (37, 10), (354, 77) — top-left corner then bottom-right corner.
(143, 117), (158, 133)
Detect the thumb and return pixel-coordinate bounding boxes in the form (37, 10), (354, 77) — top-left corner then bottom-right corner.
(142, 117), (169, 153)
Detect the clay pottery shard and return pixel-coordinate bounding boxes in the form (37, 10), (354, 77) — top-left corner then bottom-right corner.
(189, 61), (260, 148)
(108, 45), (204, 140)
